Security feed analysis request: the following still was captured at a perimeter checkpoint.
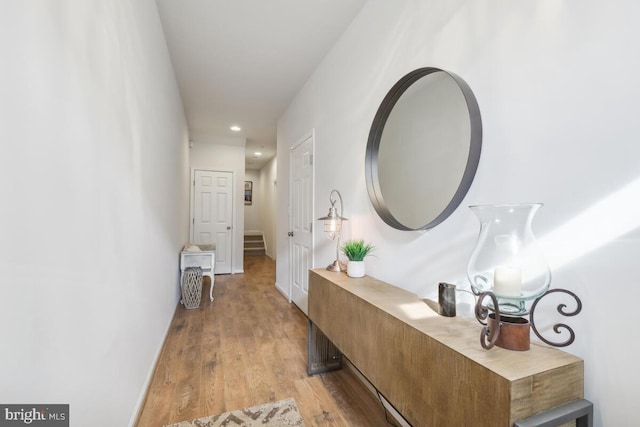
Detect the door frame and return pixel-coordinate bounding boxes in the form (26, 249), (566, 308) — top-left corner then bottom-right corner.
(189, 168), (234, 273)
(288, 129), (315, 307)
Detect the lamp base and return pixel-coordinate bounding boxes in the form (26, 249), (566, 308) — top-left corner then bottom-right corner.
(326, 260), (346, 272)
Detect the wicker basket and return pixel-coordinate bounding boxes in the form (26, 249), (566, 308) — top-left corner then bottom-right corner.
(181, 267), (203, 309)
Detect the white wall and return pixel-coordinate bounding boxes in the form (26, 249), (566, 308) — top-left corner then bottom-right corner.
(276, 1), (640, 426)
(259, 157), (278, 259)
(0, 1), (189, 426)
(189, 134), (246, 273)
(244, 169), (261, 232)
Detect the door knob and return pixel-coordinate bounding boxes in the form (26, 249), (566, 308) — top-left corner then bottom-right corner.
(227, 226), (231, 230)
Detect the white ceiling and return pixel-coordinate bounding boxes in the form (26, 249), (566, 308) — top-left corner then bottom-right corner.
(155, 0), (367, 170)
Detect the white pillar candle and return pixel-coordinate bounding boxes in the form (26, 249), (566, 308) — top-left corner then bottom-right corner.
(493, 267), (522, 297)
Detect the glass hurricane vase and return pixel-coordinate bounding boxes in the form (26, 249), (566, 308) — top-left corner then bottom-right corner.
(467, 203), (551, 315)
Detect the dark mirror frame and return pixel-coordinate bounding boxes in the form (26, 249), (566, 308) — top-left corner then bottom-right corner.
(365, 67), (483, 230)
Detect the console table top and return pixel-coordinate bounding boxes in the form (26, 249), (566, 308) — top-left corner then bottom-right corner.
(310, 268), (582, 382)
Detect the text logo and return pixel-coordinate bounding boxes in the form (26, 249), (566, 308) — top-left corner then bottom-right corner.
(0, 405), (68, 427)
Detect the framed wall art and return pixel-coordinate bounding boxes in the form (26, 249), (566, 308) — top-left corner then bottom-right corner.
(244, 181), (253, 205)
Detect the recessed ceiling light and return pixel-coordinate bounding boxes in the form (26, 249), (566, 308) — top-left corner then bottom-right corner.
(254, 152), (262, 156)
(230, 125), (241, 132)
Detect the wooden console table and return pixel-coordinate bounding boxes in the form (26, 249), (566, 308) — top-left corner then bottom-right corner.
(308, 269), (585, 427)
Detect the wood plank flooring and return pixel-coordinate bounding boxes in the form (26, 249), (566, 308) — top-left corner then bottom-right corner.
(136, 255), (390, 426)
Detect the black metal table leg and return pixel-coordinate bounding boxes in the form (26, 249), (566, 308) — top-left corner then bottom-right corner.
(514, 399), (593, 427)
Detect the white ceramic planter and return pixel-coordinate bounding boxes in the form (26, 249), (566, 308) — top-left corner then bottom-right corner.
(347, 260), (365, 278)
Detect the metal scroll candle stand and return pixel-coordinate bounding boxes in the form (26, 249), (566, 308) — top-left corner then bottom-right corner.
(467, 204), (582, 351)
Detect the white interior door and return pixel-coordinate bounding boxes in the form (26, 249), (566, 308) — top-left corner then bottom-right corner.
(192, 170), (233, 274)
(289, 132), (314, 314)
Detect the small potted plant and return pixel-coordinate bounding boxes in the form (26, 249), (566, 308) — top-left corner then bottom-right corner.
(341, 239), (374, 278)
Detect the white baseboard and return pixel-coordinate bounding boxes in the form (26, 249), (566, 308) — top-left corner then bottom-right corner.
(274, 282), (289, 301)
(128, 304), (177, 427)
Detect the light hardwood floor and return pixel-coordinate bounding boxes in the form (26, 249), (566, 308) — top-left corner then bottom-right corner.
(136, 255), (390, 426)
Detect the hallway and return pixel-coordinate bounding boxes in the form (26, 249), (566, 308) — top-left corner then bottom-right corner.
(136, 256), (389, 426)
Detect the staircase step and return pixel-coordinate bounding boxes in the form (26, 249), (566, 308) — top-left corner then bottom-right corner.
(244, 247), (265, 256)
(244, 234), (265, 256)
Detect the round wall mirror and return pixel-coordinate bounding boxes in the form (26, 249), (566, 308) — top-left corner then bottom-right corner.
(365, 67), (482, 230)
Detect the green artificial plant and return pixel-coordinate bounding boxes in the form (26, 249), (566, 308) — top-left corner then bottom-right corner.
(341, 239), (374, 262)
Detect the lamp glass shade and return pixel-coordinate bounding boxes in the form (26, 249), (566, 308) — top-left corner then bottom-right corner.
(324, 218), (342, 233)
(317, 205), (347, 239)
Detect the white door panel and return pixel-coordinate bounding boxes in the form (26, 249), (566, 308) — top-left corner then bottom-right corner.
(193, 170), (233, 274)
(290, 133), (314, 314)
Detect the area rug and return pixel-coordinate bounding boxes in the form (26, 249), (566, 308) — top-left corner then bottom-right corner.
(164, 398), (305, 427)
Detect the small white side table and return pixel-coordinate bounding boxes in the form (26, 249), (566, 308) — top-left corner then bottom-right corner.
(180, 244), (215, 301)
